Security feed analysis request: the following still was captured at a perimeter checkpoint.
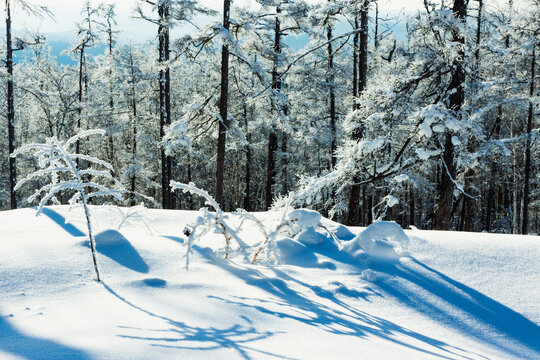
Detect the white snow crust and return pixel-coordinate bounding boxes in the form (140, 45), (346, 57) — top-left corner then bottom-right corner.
(0, 206), (539, 360)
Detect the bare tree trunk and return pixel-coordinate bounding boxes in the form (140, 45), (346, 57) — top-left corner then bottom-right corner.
(282, 132), (288, 195)
(462, 0), (483, 232)
(129, 50), (138, 207)
(106, 18), (116, 177)
(76, 44), (86, 168)
(243, 105), (252, 211)
(522, 43), (536, 234)
(485, 170), (495, 232)
(352, 17), (358, 100)
(265, 6), (283, 209)
(347, 1), (368, 226)
(266, 132), (278, 208)
(434, 0), (467, 230)
(215, 0), (231, 209)
(5, 0), (17, 209)
(409, 183), (415, 226)
(158, 3), (173, 209)
(327, 18), (337, 168)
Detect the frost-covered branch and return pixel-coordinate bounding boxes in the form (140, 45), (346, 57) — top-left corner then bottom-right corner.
(11, 130), (127, 282)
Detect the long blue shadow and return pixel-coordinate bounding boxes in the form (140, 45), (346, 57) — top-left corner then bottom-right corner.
(102, 283), (291, 360)
(0, 314), (90, 360)
(194, 246), (471, 360)
(161, 235), (184, 244)
(36, 207), (86, 237)
(93, 230), (149, 274)
(370, 258), (540, 358)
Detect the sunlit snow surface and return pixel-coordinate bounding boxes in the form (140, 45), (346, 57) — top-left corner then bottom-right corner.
(0, 206), (539, 360)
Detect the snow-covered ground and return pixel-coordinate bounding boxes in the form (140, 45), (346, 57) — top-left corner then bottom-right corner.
(0, 206), (539, 360)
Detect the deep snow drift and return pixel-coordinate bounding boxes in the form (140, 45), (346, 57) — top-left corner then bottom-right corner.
(0, 206), (539, 360)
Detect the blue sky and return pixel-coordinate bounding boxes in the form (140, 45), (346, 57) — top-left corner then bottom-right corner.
(9, 0), (516, 43)
(11, 0), (424, 40)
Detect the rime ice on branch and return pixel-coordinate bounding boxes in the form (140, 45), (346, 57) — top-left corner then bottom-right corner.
(11, 129), (126, 282)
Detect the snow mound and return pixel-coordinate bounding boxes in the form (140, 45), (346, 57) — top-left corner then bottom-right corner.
(294, 227), (327, 245)
(344, 221), (409, 260)
(287, 209), (322, 227)
(326, 223), (356, 241)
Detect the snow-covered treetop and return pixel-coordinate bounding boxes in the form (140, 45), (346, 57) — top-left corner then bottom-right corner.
(11, 129), (125, 215)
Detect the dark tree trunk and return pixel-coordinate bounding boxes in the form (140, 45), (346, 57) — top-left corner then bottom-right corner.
(129, 50), (138, 207)
(106, 18), (115, 176)
(347, 1), (368, 226)
(265, 6), (283, 209)
(266, 132), (278, 208)
(282, 132), (288, 195)
(433, 0), (467, 230)
(522, 43), (536, 234)
(352, 18), (358, 100)
(484, 170), (495, 232)
(243, 105), (252, 211)
(76, 43), (86, 168)
(327, 19), (337, 168)
(462, 0), (483, 232)
(409, 183), (415, 227)
(158, 3), (173, 209)
(5, 0), (17, 209)
(215, 0), (231, 209)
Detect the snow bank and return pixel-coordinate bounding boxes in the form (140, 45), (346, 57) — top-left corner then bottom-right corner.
(344, 221), (409, 260)
(287, 209), (322, 228)
(294, 227), (327, 245)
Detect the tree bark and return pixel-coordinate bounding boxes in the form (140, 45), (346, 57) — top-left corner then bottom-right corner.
(433, 0), (467, 230)
(129, 49), (138, 207)
(158, 3), (173, 209)
(265, 6), (283, 209)
(106, 16), (116, 177)
(215, 0), (231, 209)
(522, 43), (536, 234)
(347, 1), (368, 226)
(327, 18), (337, 168)
(76, 43), (86, 168)
(243, 105), (252, 211)
(5, 0), (17, 209)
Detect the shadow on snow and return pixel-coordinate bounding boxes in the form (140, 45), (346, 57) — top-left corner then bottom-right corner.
(101, 282), (293, 360)
(93, 230), (149, 274)
(37, 207), (149, 274)
(0, 314), (90, 360)
(195, 237), (540, 360)
(36, 207), (86, 237)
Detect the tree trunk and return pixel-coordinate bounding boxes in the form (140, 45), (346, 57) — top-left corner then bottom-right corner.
(484, 171), (495, 232)
(522, 43), (536, 234)
(129, 50), (138, 207)
(462, 0), (483, 232)
(107, 21), (116, 177)
(265, 6), (283, 209)
(215, 0), (231, 209)
(282, 132), (288, 195)
(266, 132), (278, 208)
(243, 105), (252, 211)
(5, 0), (17, 209)
(76, 44), (85, 168)
(158, 3), (173, 209)
(409, 183), (415, 227)
(347, 1), (368, 226)
(433, 0), (467, 230)
(327, 19), (337, 168)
